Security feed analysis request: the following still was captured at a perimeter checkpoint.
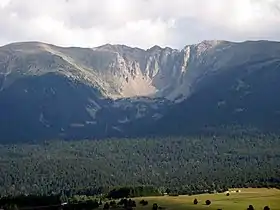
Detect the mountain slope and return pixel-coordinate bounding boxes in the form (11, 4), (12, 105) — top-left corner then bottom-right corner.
(1, 40), (280, 142)
(150, 41), (280, 135)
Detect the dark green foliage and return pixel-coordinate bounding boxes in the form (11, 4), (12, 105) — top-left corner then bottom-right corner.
(0, 135), (279, 196)
(248, 205), (255, 210)
(193, 198), (198, 205)
(117, 199), (136, 210)
(68, 200), (99, 210)
(3, 204), (18, 210)
(109, 200), (116, 207)
(108, 188), (129, 199)
(139, 200), (148, 206)
(0, 195), (61, 208)
(107, 186), (160, 199)
(103, 203), (110, 210)
(0, 195), (101, 210)
(127, 199), (136, 208)
(60, 193), (68, 203)
(131, 200), (136, 207)
(118, 199), (127, 206)
(205, 200), (211, 205)
(86, 200), (99, 209)
(152, 203), (158, 210)
(165, 189), (171, 194)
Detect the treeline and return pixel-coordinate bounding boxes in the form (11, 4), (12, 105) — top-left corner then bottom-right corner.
(0, 186), (159, 210)
(0, 185), (228, 210)
(0, 194), (100, 210)
(0, 195), (61, 208)
(0, 135), (280, 196)
(107, 186), (161, 199)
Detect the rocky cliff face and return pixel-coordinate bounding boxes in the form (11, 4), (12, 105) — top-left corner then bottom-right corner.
(1, 40), (280, 142)
(0, 40), (228, 101)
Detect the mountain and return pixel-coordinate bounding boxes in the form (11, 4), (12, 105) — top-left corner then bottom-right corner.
(146, 40), (280, 136)
(1, 40), (280, 142)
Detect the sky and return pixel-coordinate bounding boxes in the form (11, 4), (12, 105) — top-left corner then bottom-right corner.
(1, 0), (280, 49)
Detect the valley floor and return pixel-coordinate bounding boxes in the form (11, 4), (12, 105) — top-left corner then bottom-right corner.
(134, 188), (280, 210)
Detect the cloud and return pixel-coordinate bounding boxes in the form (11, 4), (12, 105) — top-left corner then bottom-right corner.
(0, 0), (280, 49)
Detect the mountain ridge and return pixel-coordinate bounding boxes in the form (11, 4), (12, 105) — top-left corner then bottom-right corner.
(1, 40), (280, 142)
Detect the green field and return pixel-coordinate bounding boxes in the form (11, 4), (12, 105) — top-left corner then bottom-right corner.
(134, 188), (280, 210)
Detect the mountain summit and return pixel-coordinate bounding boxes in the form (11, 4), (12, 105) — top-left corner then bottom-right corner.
(1, 40), (280, 142)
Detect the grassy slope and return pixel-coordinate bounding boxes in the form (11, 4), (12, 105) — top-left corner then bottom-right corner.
(135, 188), (280, 210)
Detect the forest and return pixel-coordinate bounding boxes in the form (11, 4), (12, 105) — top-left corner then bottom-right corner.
(0, 135), (280, 197)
